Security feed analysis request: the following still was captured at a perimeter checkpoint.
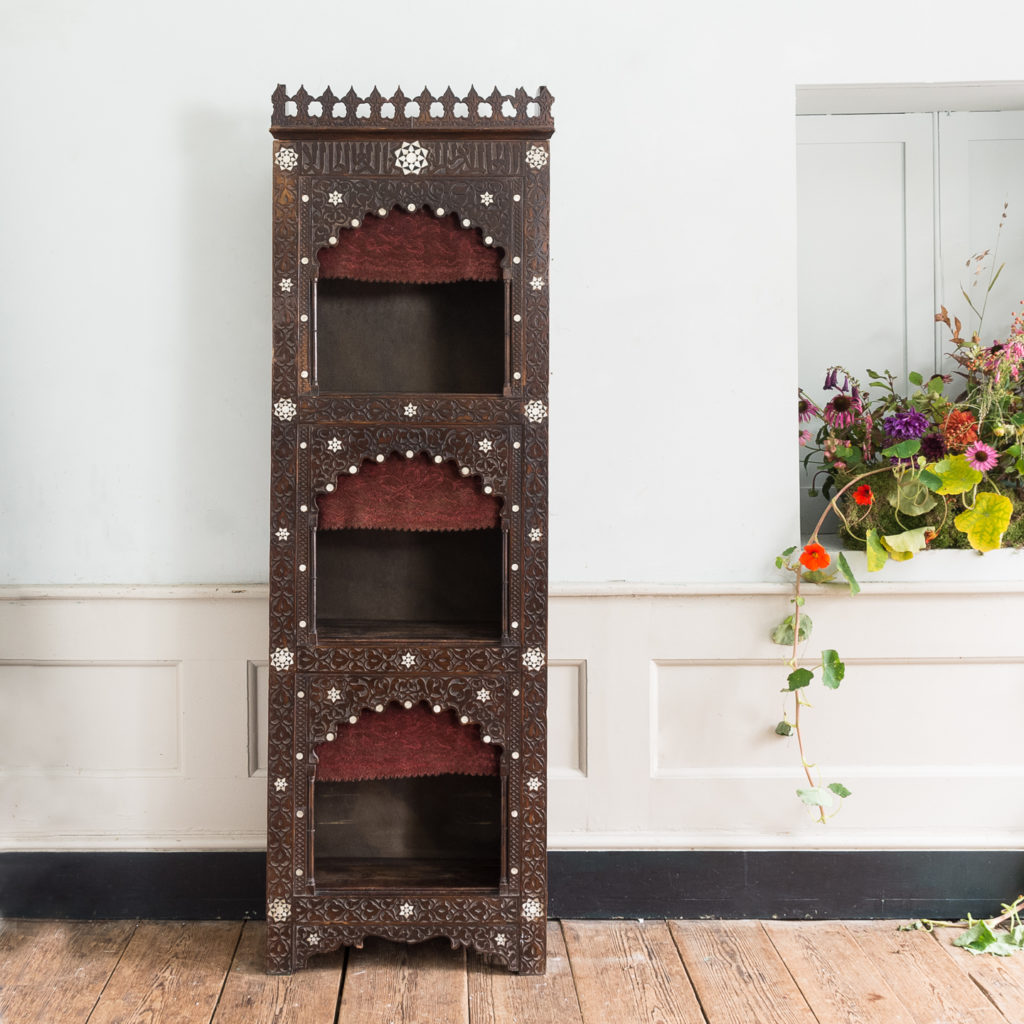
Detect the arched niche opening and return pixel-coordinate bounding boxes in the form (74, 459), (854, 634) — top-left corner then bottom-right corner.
(315, 208), (507, 394)
(311, 701), (503, 891)
(314, 453), (505, 640)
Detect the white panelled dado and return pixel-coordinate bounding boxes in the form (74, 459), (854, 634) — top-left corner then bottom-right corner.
(4, 583), (1024, 850)
(0, 589), (268, 849)
(0, 662), (181, 773)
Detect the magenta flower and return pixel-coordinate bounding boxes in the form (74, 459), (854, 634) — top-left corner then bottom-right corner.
(822, 392), (862, 428)
(798, 395), (820, 422)
(965, 442), (999, 472)
(799, 429), (812, 446)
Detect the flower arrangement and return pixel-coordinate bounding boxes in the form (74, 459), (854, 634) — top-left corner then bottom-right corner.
(773, 210), (1024, 821)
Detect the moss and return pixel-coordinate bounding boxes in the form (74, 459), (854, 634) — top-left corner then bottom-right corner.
(836, 478), (1024, 550)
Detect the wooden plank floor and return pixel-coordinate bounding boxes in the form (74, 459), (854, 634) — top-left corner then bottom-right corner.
(2, 918), (1023, 1024)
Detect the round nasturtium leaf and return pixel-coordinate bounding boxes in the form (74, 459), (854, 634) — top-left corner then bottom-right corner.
(954, 492), (1013, 552)
(930, 454), (983, 495)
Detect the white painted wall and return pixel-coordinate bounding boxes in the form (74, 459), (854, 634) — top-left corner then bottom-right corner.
(3, 2), (1024, 584)
(4, 2), (1024, 852)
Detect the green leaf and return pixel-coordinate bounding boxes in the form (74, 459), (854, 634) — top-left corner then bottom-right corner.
(988, 261), (1006, 292)
(785, 668), (814, 691)
(918, 469), (943, 491)
(801, 568), (837, 584)
(909, 371), (924, 386)
(882, 439), (922, 459)
(781, 545), (796, 557)
(770, 614), (813, 646)
(881, 527), (930, 561)
(775, 720), (793, 736)
(796, 786), (835, 807)
(1012, 412), (1024, 429)
(1017, 459), (1024, 476)
(888, 477), (938, 515)
(821, 650), (845, 689)
(837, 552), (860, 595)
(866, 528), (889, 572)
(931, 454), (983, 495)
(927, 376), (946, 394)
(955, 492), (1014, 552)
(827, 782), (852, 798)
(953, 919), (1005, 955)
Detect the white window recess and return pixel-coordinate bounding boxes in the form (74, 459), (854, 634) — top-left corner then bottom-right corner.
(797, 110), (1024, 563)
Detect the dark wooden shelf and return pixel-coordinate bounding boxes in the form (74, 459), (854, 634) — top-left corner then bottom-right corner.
(316, 618), (501, 641)
(314, 857), (500, 891)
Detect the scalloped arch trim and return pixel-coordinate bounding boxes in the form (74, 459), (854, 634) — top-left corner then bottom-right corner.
(317, 208), (501, 284)
(314, 701), (500, 780)
(317, 452), (501, 531)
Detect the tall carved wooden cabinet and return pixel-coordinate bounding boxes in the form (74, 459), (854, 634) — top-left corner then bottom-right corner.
(266, 85), (553, 975)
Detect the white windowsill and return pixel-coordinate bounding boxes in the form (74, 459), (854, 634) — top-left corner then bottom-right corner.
(818, 535), (1024, 588)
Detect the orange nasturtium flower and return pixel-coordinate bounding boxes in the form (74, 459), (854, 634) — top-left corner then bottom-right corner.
(853, 484), (874, 506)
(799, 543), (831, 571)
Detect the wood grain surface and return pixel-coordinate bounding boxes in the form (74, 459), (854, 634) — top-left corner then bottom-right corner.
(468, 922), (583, 1024)
(338, 936), (469, 1024)
(561, 919), (705, 1024)
(87, 921), (241, 1024)
(845, 921), (1005, 1024)
(211, 922), (344, 1024)
(0, 919), (135, 1024)
(670, 920), (817, 1024)
(7, 918), (1024, 1024)
(764, 921), (918, 1024)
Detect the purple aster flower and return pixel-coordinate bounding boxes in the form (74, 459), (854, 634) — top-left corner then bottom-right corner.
(965, 442), (999, 472)
(881, 410), (929, 441)
(919, 432), (947, 461)
(798, 395), (819, 422)
(822, 392), (862, 428)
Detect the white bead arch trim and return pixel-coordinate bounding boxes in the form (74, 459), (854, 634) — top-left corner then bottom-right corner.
(324, 698), (504, 749)
(312, 201), (513, 275)
(312, 449), (505, 506)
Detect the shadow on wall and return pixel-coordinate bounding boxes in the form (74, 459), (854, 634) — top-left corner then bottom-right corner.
(171, 106), (271, 582)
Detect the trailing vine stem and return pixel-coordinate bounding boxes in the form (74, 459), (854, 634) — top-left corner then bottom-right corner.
(775, 465), (894, 823)
(787, 568), (820, 815)
(809, 466), (895, 543)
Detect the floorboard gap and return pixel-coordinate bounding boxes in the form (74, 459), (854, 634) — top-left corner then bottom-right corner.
(83, 920), (139, 1024)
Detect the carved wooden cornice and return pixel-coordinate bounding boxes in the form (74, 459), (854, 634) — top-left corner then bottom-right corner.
(271, 84), (554, 139)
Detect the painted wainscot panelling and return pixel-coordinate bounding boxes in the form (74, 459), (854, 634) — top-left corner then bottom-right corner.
(3, 580), (1024, 852)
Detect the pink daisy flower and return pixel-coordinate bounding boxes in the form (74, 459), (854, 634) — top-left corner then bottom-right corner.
(799, 429), (812, 446)
(797, 395), (820, 422)
(965, 442), (999, 472)
(822, 392), (862, 428)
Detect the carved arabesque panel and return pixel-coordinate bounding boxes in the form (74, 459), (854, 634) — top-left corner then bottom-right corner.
(268, 85), (551, 977)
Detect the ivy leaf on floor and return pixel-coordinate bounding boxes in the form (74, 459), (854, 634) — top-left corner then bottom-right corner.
(953, 919), (1024, 956)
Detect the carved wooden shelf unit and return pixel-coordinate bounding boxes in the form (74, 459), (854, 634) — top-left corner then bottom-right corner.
(266, 84), (553, 974)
